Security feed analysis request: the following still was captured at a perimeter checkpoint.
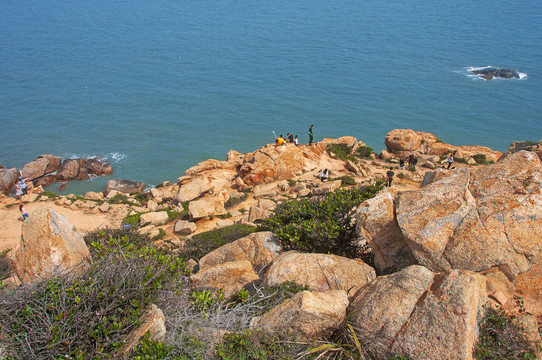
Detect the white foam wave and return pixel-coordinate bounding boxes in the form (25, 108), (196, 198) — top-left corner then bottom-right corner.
(62, 152), (127, 163)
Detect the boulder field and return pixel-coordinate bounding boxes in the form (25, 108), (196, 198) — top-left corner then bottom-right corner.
(2, 129), (542, 358)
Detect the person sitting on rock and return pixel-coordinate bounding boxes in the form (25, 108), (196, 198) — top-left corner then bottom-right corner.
(319, 169), (329, 182)
(287, 133), (294, 143)
(275, 135), (286, 146)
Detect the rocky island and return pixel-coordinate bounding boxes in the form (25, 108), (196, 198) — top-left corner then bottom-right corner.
(1, 129), (541, 360)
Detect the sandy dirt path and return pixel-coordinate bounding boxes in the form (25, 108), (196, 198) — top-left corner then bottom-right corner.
(0, 202), (127, 253)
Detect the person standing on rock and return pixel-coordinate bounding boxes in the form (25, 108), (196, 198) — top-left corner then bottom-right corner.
(308, 125), (314, 145)
(408, 154), (415, 168)
(447, 153), (454, 170)
(386, 167), (395, 187)
(19, 204), (29, 221)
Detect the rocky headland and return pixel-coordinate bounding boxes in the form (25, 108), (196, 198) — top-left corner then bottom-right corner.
(1, 129), (541, 359)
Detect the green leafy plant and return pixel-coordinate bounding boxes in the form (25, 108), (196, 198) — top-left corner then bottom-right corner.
(36, 191), (60, 201)
(130, 333), (177, 360)
(335, 176), (357, 186)
(327, 143), (354, 161)
(261, 182), (384, 263)
(354, 146), (374, 160)
(474, 306), (537, 360)
(472, 154), (489, 165)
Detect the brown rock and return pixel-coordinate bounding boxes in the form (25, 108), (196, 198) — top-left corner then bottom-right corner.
(190, 260), (260, 298)
(263, 251), (376, 294)
(501, 140), (542, 161)
(139, 211), (169, 226)
(248, 205), (270, 223)
(397, 151), (542, 279)
(189, 196), (226, 219)
(199, 231), (281, 272)
(385, 129), (424, 155)
(104, 179), (146, 197)
(21, 154), (62, 180)
(174, 220), (197, 235)
(12, 208), (91, 283)
(56, 159), (83, 180)
(348, 265), (486, 360)
(250, 290), (348, 340)
(355, 189), (416, 274)
(0, 167), (20, 196)
(311, 180), (341, 195)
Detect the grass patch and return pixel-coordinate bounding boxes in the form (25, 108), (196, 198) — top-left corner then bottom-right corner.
(354, 145), (374, 159)
(36, 191), (60, 201)
(334, 176), (357, 186)
(225, 194), (248, 209)
(326, 144), (374, 163)
(473, 154), (489, 165)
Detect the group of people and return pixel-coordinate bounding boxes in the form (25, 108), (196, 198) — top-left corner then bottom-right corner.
(275, 133), (299, 146)
(398, 154), (418, 170)
(12, 176), (30, 221)
(274, 125), (315, 146)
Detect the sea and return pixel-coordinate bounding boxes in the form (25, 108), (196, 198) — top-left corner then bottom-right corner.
(1, 0), (541, 194)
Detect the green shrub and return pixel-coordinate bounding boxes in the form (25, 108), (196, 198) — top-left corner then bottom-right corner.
(108, 193), (133, 205)
(0, 229), (189, 360)
(472, 154), (489, 165)
(181, 224), (258, 260)
(261, 182), (384, 263)
(123, 212), (146, 226)
(327, 143), (354, 161)
(336, 176), (357, 186)
(474, 307), (537, 360)
(225, 194), (248, 209)
(130, 333), (177, 360)
(354, 146), (374, 159)
(455, 157), (468, 164)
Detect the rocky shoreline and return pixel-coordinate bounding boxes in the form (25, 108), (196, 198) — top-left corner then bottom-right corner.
(1, 129), (542, 359)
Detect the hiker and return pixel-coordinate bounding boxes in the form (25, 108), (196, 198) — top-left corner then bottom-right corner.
(17, 177), (28, 195)
(399, 158), (405, 170)
(408, 154), (415, 168)
(447, 153), (454, 169)
(294, 135), (299, 146)
(275, 135), (286, 146)
(386, 167), (395, 187)
(19, 204), (29, 221)
(318, 169), (329, 182)
(308, 125), (314, 145)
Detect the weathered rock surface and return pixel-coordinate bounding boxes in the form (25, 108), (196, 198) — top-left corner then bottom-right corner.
(311, 180), (341, 195)
(384, 129), (502, 160)
(104, 179), (145, 197)
(56, 158), (113, 181)
(21, 154), (61, 180)
(0, 167), (20, 196)
(116, 304), (166, 358)
(190, 260), (260, 298)
(263, 252), (376, 294)
(250, 290), (348, 340)
(396, 151), (542, 279)
(199, 231), (281, 272)
(139, 211), (169, 226)
(348, 265), (486, 360)
(188, 196), (226, 219)
(355, 189), (416, 274)
(174, 220), (197, 235)
(12, 208), (91, 283)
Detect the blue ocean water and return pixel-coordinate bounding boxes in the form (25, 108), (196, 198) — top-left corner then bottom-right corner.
(1, 0), (541, 194)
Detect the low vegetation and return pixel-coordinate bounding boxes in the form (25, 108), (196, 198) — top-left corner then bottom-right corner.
(326, 144), (374, 162)
(261, 181), (384, 265)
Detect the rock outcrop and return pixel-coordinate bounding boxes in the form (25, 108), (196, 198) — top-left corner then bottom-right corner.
(396, 151), (542, 279)
(348, 265), (486, 360)
(470, 67), (520, 80)
(263, 252), (376, 294)
(384, 129), (502, 160)
(250, 290), (348, 340)
(21, 154), (62, 181)
(116, 304), (166, 358)
(500, 140), (542, 161)
(355, 189), (416, 274)
(12, 208), (91, 283)
(190, 260), (260, 298)
(56, 158), (113, 181)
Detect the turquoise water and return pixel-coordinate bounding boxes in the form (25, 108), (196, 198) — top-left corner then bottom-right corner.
(1, 0), (541, 194)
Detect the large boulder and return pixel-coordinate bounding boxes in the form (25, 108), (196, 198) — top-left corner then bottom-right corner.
(348, 265), (486, 360)
(199, 231), (281, 272)
(396, 151), (542, 279)
(0, 167), (20, 196)
(21, 154), (61, 180)
(263, 252), (376, 295)
(355, 189), (416, 274)
(55, 159), (83, 181)
(188, 196), (226, 219)
(384, 129), (424, 156)
(57, 158), (113, 182)
(12, 208), (91, 283)
(104, 179), (146, 197)
(250, 290), (348, 340)
(190, 260), (260, 298)
(139, 211), (169, 226)
(176, 178), (212, 202)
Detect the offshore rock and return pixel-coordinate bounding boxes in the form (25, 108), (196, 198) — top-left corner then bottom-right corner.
(470, 67), (520, 80)
(12, 208), (91, 283)
(396, 151), (542, 279)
